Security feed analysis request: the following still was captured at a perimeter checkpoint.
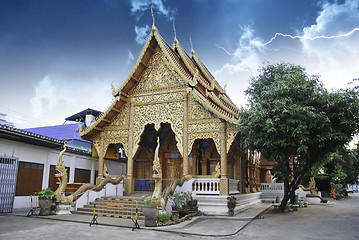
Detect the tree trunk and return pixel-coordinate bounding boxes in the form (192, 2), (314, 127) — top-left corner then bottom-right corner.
(279, 178), (290, 212)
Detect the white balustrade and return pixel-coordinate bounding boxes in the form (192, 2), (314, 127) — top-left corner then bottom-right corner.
(192, 178), (220, 195)
(260, 183), (284, 191)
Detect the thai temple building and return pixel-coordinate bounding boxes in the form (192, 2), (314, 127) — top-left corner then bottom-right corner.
(79, 22), (262, 213)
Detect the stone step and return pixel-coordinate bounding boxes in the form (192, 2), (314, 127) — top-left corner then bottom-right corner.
(72, 196), (146, 218)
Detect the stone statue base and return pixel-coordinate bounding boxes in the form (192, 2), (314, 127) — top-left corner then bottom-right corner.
(56, 204), (73, 215)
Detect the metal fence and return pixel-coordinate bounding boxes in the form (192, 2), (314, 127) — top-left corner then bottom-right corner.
(0, 156), (19, 213)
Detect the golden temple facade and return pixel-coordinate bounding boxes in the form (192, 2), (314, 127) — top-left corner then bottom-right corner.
(79, 24), (261, 196)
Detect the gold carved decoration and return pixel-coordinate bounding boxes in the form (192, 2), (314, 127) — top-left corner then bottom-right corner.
(187, 94), (222, 155)
(131, 48), (185, 94)
(130, 49), (186, 158)
(226, 123), (238, 153)
(92, 102), (130, 157)
(133, 101), (184, 158)
(219, 178), (229, 196)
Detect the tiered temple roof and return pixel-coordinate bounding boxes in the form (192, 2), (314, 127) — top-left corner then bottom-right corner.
(80, 25), (239, 139)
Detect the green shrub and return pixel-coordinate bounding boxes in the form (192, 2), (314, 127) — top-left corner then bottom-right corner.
(38, 188), (55, 200)
(156, 213), (172, 223)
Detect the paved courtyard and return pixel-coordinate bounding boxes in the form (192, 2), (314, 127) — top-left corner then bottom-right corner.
(1, 193), (358, 239)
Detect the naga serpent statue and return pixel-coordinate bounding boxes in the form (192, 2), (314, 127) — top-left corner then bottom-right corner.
(54, 143), (124, 206)
(152, 136), (162, 201)
(150, 137), (192, 210)
(160, 175), (192, 210)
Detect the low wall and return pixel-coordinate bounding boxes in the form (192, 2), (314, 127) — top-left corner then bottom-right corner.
(261, 183), (284, 202)
(13, 181), (124, 211)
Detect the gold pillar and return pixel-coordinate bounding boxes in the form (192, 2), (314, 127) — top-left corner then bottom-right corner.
(96, 131), (105, 184)
(183, 92), (189, 175)
(219, 120), (228, 195)
(220, 121), (227, 178)
(125, 100), (135, 195)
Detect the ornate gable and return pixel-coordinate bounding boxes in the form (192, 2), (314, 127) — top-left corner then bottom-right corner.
(131, 48), (185, 94)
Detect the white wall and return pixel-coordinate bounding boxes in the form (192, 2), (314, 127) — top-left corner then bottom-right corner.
(0, 138), (126, 210)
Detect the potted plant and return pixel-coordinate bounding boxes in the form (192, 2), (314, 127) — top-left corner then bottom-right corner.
(169, 192), (184, 212)
(186, 192), (198, 207)
(169, 192), (191, 218)
(38, 188), (56, 216)
(227, 196), (237, 216)
(141, 196), (159, 227)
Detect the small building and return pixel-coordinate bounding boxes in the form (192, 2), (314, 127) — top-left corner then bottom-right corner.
(0, 110), (126, 212)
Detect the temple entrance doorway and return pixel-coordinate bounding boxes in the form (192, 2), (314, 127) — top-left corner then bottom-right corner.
(133, 123), (181, 192)
(190, 139), (220, 176)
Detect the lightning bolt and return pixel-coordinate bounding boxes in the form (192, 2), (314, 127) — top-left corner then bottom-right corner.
(260, 27), (359, 46)
(215, 44), (235, 56)
(216, 27), (359, 56)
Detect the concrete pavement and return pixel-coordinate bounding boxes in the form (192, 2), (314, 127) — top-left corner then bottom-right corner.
(1, 194), (359, 239)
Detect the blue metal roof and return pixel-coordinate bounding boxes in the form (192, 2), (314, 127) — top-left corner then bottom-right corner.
(23, 123), (82, 141)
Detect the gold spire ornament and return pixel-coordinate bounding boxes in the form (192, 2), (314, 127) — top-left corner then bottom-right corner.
(151, 5), (156, 28)
(111, 81), (116, 96)
(190, 33), (193, 51)
(173, 20), (177, 40)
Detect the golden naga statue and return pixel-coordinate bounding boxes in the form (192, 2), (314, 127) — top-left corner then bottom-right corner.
(54, 144), (124, 206)
(298, 177), (316, 194)
(150, 137), (193, 210)
(192, 162), (221, 178)
(54, 143), (68, 202)
(152, 136), (162, 201)
(212, 162), (221, 178)
(298, 177), (323, 200)
(160, 175), (192, 210)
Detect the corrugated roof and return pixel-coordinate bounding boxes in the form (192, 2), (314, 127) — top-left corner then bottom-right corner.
(0, 124), (90, 155)
(23, 123), (82, 141)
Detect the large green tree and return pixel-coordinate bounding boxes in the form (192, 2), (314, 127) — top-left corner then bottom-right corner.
(323, 146), (359, 185)
(238, 62), (359, 211)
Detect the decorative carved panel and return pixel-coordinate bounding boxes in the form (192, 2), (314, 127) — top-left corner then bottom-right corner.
(129, 49), (187, 158)
(131, 49), (185, 94)
(188, 94), (222, 155)
(189, 94), (215, 120)
(226, 123), (238, 153)
(109, 103), (130, 126)
(91, 102), (131, 157)
(132, 101), (184, 158)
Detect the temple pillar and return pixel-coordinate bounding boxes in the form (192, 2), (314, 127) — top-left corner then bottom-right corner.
(183, 92), (189, 175)
(96, 131), (105, 184)
(220, 121), (227, 178)
(219, 120), (229, 196)
(125, 100), (135, 195)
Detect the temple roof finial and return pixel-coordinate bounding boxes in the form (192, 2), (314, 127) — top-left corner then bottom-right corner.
(190, 33), (195, 54)
(173, 20), (177, 41)
(151, 5), (156, 29)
